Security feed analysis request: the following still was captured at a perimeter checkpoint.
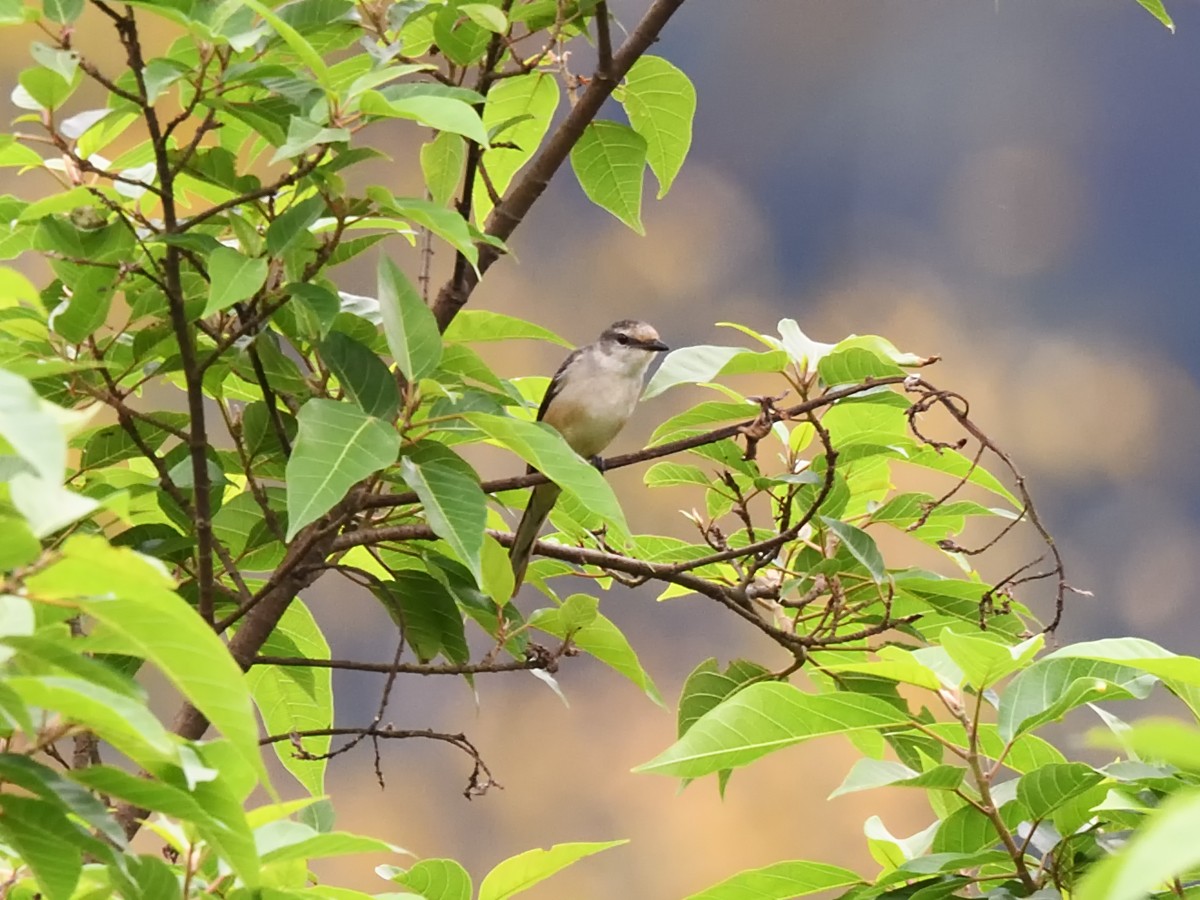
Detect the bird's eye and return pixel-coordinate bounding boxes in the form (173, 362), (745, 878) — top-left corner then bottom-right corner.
(615, 333), (630, 345)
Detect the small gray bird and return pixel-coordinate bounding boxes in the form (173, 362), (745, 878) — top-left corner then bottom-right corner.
(508, 319), (669, 591)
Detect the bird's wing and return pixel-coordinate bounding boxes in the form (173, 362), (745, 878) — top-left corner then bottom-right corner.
(536, 346), (584, 422)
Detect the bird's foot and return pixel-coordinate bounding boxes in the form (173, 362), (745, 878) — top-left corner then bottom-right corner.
(588, 454), (606, 472)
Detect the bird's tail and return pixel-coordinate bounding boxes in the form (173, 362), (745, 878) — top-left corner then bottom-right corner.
(508, 482), (562, 594)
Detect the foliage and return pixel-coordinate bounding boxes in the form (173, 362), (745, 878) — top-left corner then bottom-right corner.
(0, 0), (1192, 898)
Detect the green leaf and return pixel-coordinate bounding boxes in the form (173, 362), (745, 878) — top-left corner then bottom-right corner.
(622, 56), (695, 199)
(321, 330), (400, 420)
(241, 0), (333, 89)
(644, 461), (711, 488)
(284, 399), (400, 539)
(0, 519), (39, 569)
(247, 599), (331, 796)
(999, 655), (1157, 742)
(569, 121), (647, 234)
(203, 247), (268, 317)
(1135, 0), (1175, 32)
(42, 0), (83, 22)
(400, 442), (486, 584)
(377, 255), (442, 381)
(677, 658), (769, 739)
(1017, 762), (1105, 822)
(26, 535), (264, 782)
(0, 795), (81, 900)
(7, 675), (177, 770)
(820, 517), (886, 583)
(0, 367), (65, 482)
(443, 309), (570, 347)
(69, 764), (259, 885)
(0, 754), (123, 846)
(817, 347), (904, 386)
(465, 412), (629, 542)
(475, 72), (559, 222)
(257, 821), (394, 863)
(460, 2), (506, 31)
(1090, 718), (1200, 772)
(433, 0), (491, 65)
(683, 860), (863, 900)
(388, 858), (473, 900)
(1075, 786), (1200, 900)
(939, 630), (1043, 691)
(634, 683), (910, 779)
(271, 116), (350, 163)
(266, 195), (326, 255)
(377, 570), (469, 664)
(421, 131), (466, 206)
(829, 759), (964, 799)
(643, 345), (788, 399)
(360, 91), (490, 146)
(528, 601), (662, 704)
(478, 840), (628, 900)
(1047, 637), (1200, 685)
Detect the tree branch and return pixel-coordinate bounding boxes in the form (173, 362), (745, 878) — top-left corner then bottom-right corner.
(432, 0), (689, 330)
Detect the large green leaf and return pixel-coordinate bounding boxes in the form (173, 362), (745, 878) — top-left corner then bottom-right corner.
(478, 840), (628, 900)
(248, 599), (331, 796)
(1076, 786), (1200, 900)
(202, 246), (268, 317)
(464, 412), (629, 543)
(400, 441), (486, 585)
(443, 309), (570, 347)
(677, 658), (769, 739)
(683, 860), (863, 900)
(939, 630), (1042, 691)
(829, 758), (965, 799)
(377, 255), (442, 382)
(0, 368), (65, 482)
(622, 55), (695, 199)
(1017, 762), (1105, 822)
(0, 795), (82, 900)
(569, 121), (647, 234)
(386, 858), (472, 900)
(474, 72), (559, 222)
(998, 655), (1158, 741)
(321, 330), (400, 419)
(528, 600), (662, 704)
(421, 131), (466, 207)
(1135, 0), (1174, 31)
(820, 517), (886, 583)
(26, 535), (263, 782)
(634, 683), (910, 779)
(284, 398), (400, 539)
(70, 764), (259, 885)
(377, 570), (469, 665)
(643, 345), (788, 400)
(6, 675), (177, 770)
(360, 91), (489, 145)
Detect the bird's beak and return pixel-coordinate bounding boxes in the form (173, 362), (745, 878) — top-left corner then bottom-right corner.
(646, 339), (669, 352)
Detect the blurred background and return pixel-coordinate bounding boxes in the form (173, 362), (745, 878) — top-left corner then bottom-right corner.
(7, 0), (1200, 895)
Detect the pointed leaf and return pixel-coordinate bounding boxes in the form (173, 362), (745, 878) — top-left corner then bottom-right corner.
(474, 73), (558, 221)
(203, 247), (268, 317)
(321, 330), (400, 419)
(285, 399), (400, 539)
(820, 517), (886, 583)
(377, 255), (442, 382)
(635, 683), (910, 779)
(622, 56), (695, 199)
(478, 840), (628, 900)
(683, 860), (863, 900)
(400, 442), (486, 584)
(569, 121), (647, 234)
(421, 131), (466, 207)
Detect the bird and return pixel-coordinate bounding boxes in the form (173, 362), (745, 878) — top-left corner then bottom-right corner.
(508, 319), (669, 591)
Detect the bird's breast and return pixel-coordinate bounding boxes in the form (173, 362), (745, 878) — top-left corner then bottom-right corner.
(542, 371), (642, 459)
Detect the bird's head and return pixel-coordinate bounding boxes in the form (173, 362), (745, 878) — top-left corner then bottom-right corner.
(597, 320), (669, 373)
